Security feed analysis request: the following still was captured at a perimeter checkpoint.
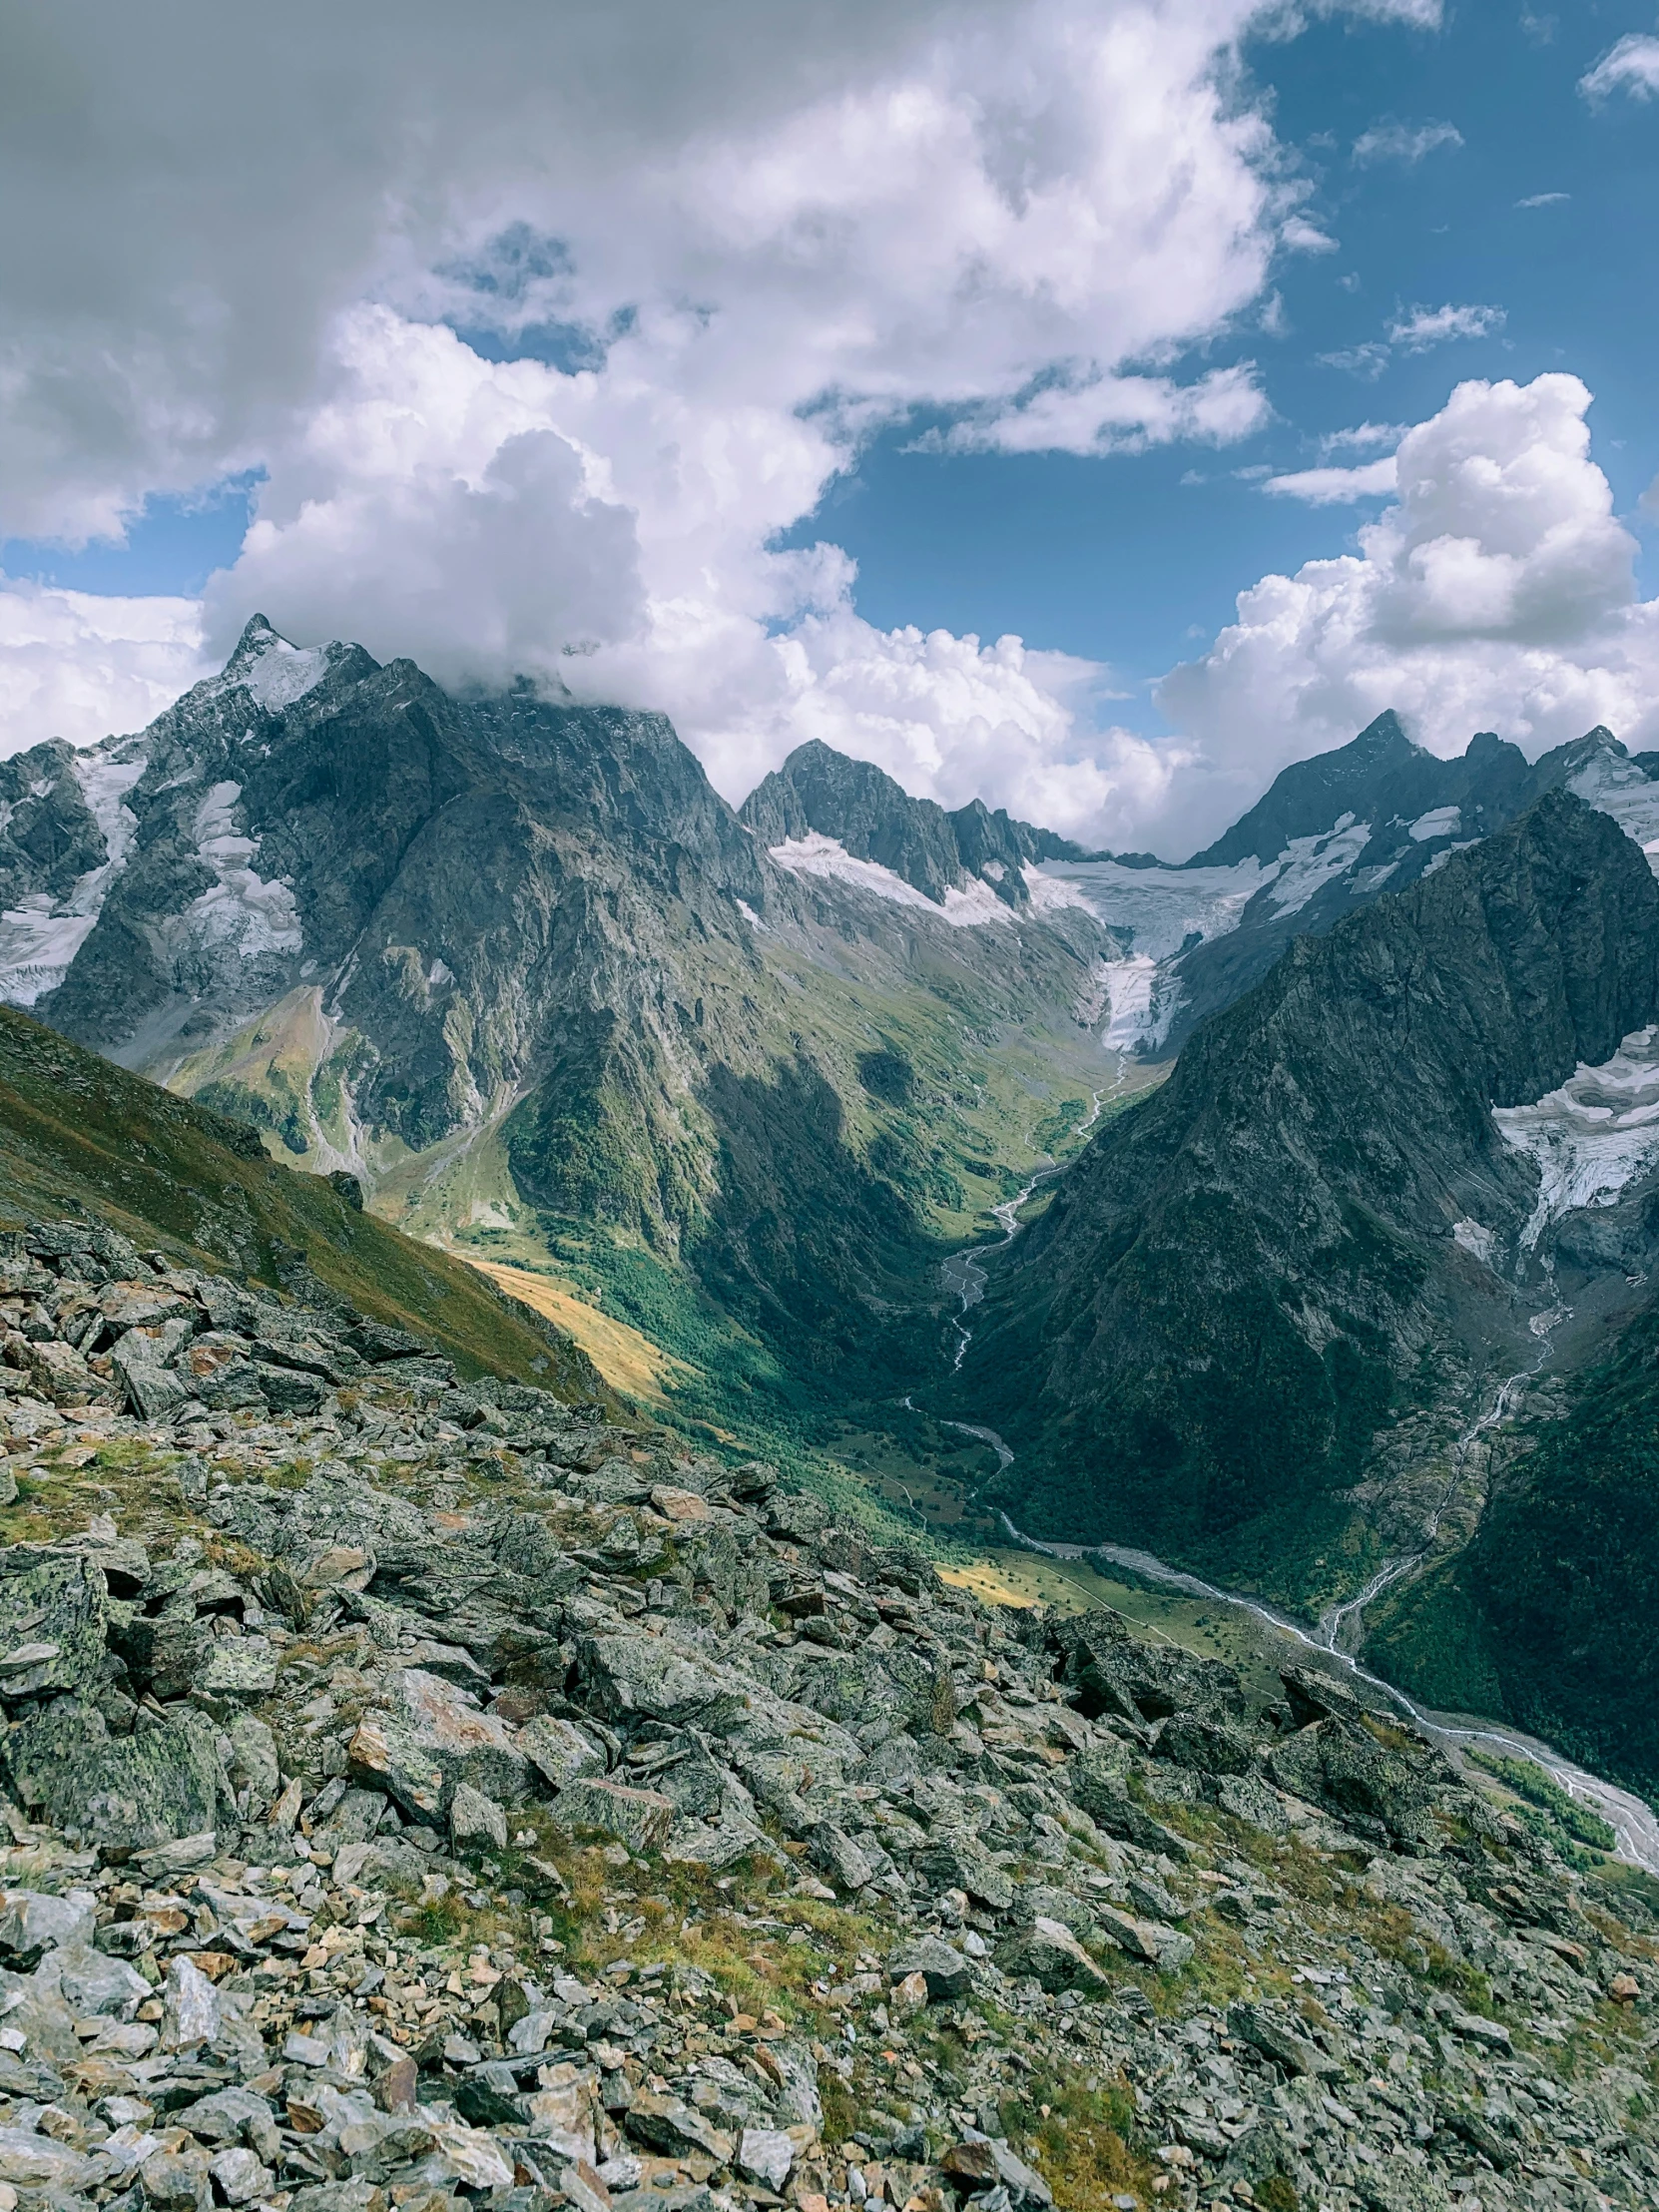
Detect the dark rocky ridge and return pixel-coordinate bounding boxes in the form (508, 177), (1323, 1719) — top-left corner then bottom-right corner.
(1158, 718), (1659, 1055)
(740, 741), (1096, 909)
(969, 792), (1659, 1596)
(1185, 713), (1531, 871)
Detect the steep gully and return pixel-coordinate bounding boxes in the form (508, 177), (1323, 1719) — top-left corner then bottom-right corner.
(910, 1080), (1659, 1874)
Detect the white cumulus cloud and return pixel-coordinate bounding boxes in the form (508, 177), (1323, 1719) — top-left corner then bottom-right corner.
(0, 583), (210, 753)
(1262, 456), (1397, 502)
(1155, 372), (1659, 853)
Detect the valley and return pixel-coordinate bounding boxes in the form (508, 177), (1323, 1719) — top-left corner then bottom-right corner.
(13, 620), (1659, 1824)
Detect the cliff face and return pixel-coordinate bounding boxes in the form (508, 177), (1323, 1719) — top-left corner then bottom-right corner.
(970, 792), (1659, 1597)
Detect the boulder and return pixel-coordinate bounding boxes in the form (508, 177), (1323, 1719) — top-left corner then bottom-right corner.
(996, 1916), (1112, 1994)
(1228, 2001), (1342, 2078)
(346, 1667), (529, 1817)
(1095, 1903), (1194, 1971)
(574, 1630), (748, 1732)
(887, 1936), (974, 2002)
(449, 1782), (508, 1852)
(1269, 1715), (1443, 1849)
(111, 1334), (191, 1419)
(518, 1712), (607, 1789)
(33, 1712), (228, 1851)
(912, 1830), (1014, 1910)
(738, 2127), (795, 2190)
(1153, 1713), (1256, 1775)
(0, 1886), (96, 1958)
(0, 1545), (108, 1698)
(190, 1639), (278, 1716)
(555, 1775), (676, 1852)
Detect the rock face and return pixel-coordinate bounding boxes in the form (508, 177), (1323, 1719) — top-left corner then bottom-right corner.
(973, 793), (1659, 1596)
(739, 741), (1096, 910)
(0, 1201), (1653, 2212)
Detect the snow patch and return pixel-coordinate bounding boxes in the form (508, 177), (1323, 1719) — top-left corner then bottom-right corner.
(236, 629), (331, 712)
(1020, 865), (1100, 915)
(1566, 747), (1659, 875)
(1100, 956), (1164, 1053)
(1494, 1025), (1659, 1249)
(1029, 855), (1266, 958)
(1408, 806), (1461, 841)
(1029, 853), (1269, 1051)
(1451, 1218), (1497, 1268)
(734, 898), (769, 933)
(0, 741), (148, 1006)
(1264, 818), (1374, 916)
(769, 833), (1012, 925)
(183, 781), (303, 960)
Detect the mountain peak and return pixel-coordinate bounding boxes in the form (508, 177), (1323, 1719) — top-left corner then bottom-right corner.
(1346, 708), (1418, 760)
(215, 614), (374, 714)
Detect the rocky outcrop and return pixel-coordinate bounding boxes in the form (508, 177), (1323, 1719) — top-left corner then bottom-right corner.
(739, 742), (1096, 910)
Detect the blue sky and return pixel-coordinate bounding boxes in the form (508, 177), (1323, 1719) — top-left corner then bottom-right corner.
(12, 3), (1655, 714)
(5, 0), (1659, 851)
(794, 2), (1659, 731)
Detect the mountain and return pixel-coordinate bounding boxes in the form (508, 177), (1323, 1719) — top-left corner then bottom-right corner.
(739, 740), (1098, 911)
(1022, 711), (1659, 1057)
(966, 790), (1659, 1604)
(0, 1000), (607, 1404)
(3, 618), (1126, 1423)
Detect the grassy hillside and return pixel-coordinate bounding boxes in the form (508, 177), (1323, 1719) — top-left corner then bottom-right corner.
(0, 1004), (610, 1406)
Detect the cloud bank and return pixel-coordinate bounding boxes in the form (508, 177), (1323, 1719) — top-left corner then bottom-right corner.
(5, 0), (1643, 865)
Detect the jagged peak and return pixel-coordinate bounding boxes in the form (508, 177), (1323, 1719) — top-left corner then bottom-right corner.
(214, 614), (373, 715)
(1345, 708), (1421, 759)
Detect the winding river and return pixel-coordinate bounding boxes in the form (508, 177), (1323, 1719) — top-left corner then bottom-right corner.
(923, 1151), (1659, 1876)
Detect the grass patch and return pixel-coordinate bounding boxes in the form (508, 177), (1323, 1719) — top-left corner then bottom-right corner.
(1467, 1749), (1616, 1857)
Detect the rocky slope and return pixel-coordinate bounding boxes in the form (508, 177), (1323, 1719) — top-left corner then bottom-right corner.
(2, 621), (1122, 1413)
(966, 792), (1659, 1602)
(0, 1004), (603, 1411)
(0, 1213), (1656, 2212)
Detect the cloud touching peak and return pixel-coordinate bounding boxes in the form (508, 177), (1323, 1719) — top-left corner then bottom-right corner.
(6, 0), (1378, 842)
(1155, 371), (1659, 853)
